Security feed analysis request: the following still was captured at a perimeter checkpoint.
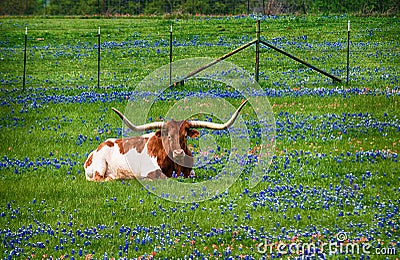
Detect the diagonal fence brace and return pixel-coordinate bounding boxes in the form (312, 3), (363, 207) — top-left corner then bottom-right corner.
(259, 39), (342, 83)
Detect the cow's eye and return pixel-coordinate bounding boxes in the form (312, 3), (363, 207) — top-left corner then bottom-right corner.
(168, 135), (171, 140)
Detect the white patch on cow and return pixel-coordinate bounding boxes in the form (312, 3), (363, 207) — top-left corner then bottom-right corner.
(123, 140), (161, 178)
(84, 134), (161, 181)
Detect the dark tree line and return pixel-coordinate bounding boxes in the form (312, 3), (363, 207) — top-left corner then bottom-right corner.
(1, 0), (399, 16)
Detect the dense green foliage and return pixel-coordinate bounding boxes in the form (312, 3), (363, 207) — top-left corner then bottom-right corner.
(1, 0), (399, 16)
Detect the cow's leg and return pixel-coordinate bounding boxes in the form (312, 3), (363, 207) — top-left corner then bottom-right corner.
(145, 169), (167, 180)
(94, 170), (108, 181)
(116, 169), (136, 180)
(84, 152), (108, 181)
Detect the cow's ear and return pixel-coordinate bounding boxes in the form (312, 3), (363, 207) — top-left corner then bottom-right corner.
(155, 130), (162, 137)
(187, 129), (200, 138)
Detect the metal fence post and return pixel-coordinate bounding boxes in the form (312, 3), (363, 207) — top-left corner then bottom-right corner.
(170, 24), (173, 86)
(347, 20), (350, 85)
(97, 27), (101, 88)
(23, 27), (28, 91)
(255, 20), (260, 82)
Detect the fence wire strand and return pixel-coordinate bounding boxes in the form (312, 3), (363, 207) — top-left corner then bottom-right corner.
(0, 17), (399, 89)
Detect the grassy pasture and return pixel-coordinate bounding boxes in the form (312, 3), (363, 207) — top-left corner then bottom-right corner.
(0, 15), (399, 259)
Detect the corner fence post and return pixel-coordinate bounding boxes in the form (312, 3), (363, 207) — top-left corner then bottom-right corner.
(255, 20), (260, 82)
(23, 27), (28, 91)
(97, 27), (101, 88)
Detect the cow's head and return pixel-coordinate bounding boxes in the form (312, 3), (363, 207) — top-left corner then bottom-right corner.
(112, 100), (247, 166)
(156, 120), (199, 160)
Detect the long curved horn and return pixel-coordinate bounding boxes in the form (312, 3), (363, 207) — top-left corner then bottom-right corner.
(189, 100), (247, 130)
(112, 108), (164, 131)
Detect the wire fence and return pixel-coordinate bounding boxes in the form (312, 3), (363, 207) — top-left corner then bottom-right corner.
(0, 16), (399, 91)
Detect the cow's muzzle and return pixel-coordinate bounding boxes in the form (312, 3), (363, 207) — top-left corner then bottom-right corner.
(173, 149), (185, 158)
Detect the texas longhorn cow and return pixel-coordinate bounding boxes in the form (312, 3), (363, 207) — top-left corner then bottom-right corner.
(84, 100), (247, 181)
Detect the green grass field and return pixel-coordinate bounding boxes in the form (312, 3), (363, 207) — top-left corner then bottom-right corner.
(0, 15), (399, 259)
